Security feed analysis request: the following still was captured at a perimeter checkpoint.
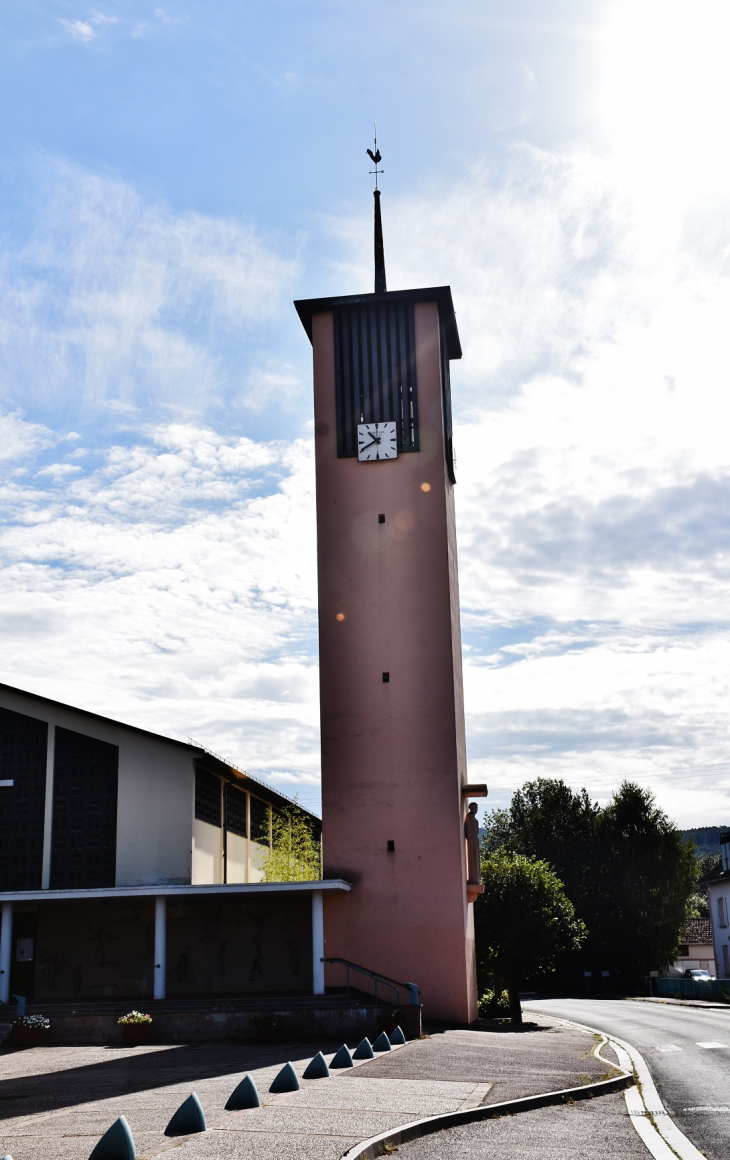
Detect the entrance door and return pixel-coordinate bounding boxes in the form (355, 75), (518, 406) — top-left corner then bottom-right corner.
(9, 912), (38, 1002)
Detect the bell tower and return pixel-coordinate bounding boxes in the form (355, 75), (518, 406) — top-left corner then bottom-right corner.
(294, 144), (480, 1023)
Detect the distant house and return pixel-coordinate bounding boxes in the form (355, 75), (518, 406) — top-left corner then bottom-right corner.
(664, 917), (715, 978)
(699, 832), (730, 979)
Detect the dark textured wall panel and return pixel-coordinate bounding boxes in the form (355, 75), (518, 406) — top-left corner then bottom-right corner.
(50, 727), (118, 889)
(0, 706), (47, 890)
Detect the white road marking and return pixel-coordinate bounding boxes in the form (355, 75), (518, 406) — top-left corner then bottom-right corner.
(655, 1044), (682, 1052)
(549, 1014), (706, 1160)
(683, 1107), (730, 1113)
(696, 1041), (729, 1049)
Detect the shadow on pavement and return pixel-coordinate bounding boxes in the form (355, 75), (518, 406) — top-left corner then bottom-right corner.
(0, 1039), (338, 1120)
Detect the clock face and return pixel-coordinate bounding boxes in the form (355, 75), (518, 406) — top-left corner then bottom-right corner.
(357, 422), (398, 462)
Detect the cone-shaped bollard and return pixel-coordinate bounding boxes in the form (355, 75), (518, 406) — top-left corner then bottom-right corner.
(390, 1025), (406, 1045)
(302, 1051), (330, 1079)
(225, 1074), (261, 1110)
(270, 1061), (300, 1093)
(330, 1043), (354, 1068)
(165, 1093), (207, 1136)
(88, 1116), (136, 1160)
(373, 1031), (391, 1052)
(353, 1037), (374, 1060)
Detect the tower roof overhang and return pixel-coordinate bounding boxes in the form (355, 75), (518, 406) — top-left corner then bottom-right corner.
(294, 286), (462, 361)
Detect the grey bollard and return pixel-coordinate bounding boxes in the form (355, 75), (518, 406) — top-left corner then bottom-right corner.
(373, 1031), (391, 1052)
(390, 1025), (406, 1045)
(88, 1116), (136, 1160)
(225, 1074), (261, 1110)
(270, 1061), (300, 1092)
(302, 1051), (330, 1079)
(165, 1093), (206, 1136)
(330, 1043), (354, 1068)
(353, 1037), (374, 1059)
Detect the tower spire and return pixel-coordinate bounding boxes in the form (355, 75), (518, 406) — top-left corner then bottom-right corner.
(367, 124), (387, 294)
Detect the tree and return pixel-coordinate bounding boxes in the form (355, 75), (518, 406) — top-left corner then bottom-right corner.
(261, 798), (322, 882)
(687, 852), (720, 919)
(481, 778), (598, 919)
(479, 778), (698, 990)
(474, 851), (586, 1025)
(593, 782), (697, 980)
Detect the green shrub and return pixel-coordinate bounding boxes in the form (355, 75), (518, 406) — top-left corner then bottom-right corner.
(478, 989), (511, 1019)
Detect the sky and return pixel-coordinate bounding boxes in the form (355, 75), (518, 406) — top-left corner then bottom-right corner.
(1, 1), (730, 825)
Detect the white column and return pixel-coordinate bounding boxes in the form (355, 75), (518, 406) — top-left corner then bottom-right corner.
(154, 896), (166, 1001)
(312, 890), (325, 996)
(0, 902), (12, 1005)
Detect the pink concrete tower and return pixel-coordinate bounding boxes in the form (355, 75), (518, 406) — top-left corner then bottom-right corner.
(295, 169), (480, 1024)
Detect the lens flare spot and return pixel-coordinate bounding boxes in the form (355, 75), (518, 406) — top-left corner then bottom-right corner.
(336, 612), (345, 621)
(420, 482), (431, 492)
(392, 509), (415, 539)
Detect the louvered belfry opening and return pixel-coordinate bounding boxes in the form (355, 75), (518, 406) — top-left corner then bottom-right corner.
(333, 299), (419, 458)
(0, 706), (47, 891)
(50, 727), (118, 889)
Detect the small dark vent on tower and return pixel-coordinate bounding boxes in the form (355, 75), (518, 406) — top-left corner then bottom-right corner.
(333, 301), (419, 458)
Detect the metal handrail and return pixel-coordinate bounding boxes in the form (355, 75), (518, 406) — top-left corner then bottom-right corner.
(322, 957), (419, 1006)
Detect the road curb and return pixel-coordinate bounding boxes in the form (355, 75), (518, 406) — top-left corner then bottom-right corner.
(541, 1013), (707, 1160)
(630, 996), (730, 1012)
(340, 1073), (634, 1160)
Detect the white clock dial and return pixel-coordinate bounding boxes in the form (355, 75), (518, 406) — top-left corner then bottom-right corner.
(357, 421), (398, 462)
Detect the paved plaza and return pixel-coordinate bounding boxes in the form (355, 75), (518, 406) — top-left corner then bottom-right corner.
(0, 1015), (637, 1160)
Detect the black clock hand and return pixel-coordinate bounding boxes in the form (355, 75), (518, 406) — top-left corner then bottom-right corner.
(359, 437), (381, 451)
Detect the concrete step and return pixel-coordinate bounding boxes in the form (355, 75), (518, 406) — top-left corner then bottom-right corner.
(16, 994), (366, 1018)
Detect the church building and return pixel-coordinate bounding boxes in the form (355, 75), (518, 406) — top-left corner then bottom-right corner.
(0, 681), (337, 1011)
(0, 147), (483, 1032)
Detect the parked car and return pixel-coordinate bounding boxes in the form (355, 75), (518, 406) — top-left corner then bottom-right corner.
(683, 969), (714, 982)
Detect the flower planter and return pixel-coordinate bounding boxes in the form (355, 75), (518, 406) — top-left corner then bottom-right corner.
(121, 1023), (150, 1047)
(14, 1026), (41, 1048)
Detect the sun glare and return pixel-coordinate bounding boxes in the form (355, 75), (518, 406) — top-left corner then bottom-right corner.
(598, 0), (730, 225)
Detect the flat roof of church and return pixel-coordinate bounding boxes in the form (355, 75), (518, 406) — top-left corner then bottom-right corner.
(294, 286), (462, 360)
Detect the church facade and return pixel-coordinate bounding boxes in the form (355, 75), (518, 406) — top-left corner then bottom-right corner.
(0, 682), (339, 1007)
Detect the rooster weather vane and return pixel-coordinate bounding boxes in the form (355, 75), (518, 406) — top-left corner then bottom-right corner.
(367, 125), (383, 189)
(367, 124), (386, 293)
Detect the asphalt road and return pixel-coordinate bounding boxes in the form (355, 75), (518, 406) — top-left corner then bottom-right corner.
(524, 998), (730, 1160)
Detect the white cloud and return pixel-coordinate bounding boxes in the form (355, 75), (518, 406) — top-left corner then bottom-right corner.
(243, 363), (303, 412)
(0, 159), (298, 423)
(34, 463), (82, 479)
(59, 19), (96, 43)
(0, 415), (320, 798)
(0, 411), (54, 464)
